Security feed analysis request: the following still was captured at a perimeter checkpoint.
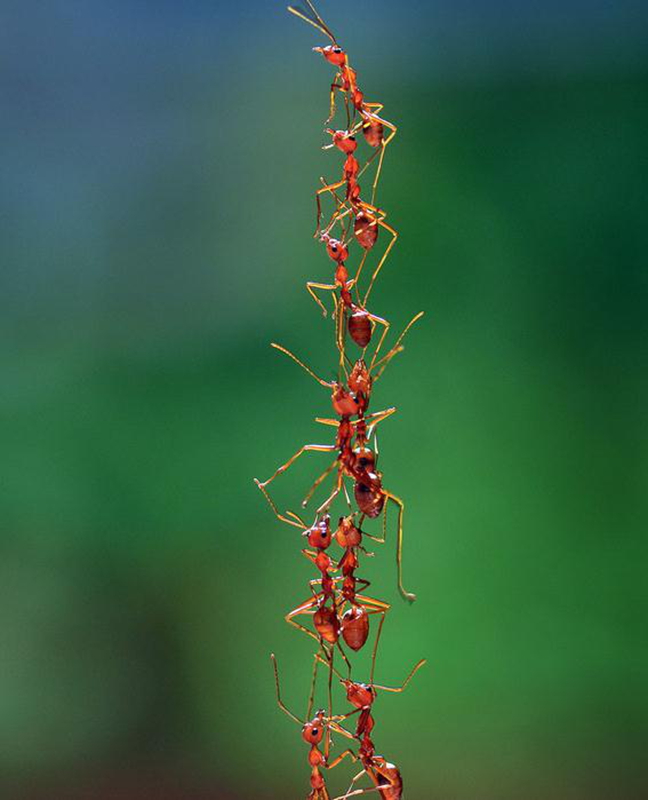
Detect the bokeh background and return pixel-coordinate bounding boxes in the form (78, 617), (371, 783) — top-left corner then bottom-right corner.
(2, 1), (647, 798)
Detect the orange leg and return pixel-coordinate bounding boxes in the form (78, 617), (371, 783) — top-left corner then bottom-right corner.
(255, 443), (337, 489)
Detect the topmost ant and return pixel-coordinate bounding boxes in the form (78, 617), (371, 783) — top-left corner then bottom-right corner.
(288, 1), (397, 206)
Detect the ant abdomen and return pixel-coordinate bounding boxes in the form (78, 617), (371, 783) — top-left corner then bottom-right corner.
(348, 308), (372, 347)
(313, 605), (340, 643)
(354, 479), (385, 518)
(341, 605), (369, 651)
(354, 212), (379, 250)
(363, 119), (384, 148)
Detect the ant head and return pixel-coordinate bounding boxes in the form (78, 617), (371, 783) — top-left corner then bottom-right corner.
(327, 129), (357, 155)
(341, 680), (375, 709)
(313, 44), (347, 66)
(304, 514), (332, 550)
(331, 383), (359, 417)
(302, 711), (325, 745)
(322, 236), (348, 263)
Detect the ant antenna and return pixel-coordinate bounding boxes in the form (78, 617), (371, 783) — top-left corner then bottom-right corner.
(288, 1), (338, 45)
(271, 654), (302, 724)
(271, 342), (332, 387)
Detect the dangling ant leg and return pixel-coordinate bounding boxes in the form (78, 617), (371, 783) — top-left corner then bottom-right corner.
(362, 215), (398, 309)
(255, 443), (337, 490)
(383, 490), (416, 603)
(371, 310), (424, 379)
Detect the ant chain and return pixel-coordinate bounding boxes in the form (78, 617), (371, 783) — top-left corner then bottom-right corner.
(256, 3), (427, 797)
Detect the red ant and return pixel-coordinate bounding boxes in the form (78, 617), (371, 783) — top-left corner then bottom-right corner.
(272, 653), (358, 800)
(307, 230), (392, 364)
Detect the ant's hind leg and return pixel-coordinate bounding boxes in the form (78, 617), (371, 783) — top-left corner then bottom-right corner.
(363, 218), (398, 310)
(385, 491), (416, 604)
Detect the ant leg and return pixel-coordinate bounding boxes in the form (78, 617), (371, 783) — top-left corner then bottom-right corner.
(316, 470), (343, 514)
(326, 748), (359, 769)
(384, 491), (416, 603)
(333, 770), (370, 800)
(354, 593), (391, 616)
(307, 282), (337, 318)
(316, 178), (347, 236)
(373, 658), (427, 693)
(335, 638), (353, 676)
(336, 785), (385, 800)
(285, 595), (329, 649)
(302, 458), (339, 508)
(372, 311), (424, 379)
(255, 443), (337, 489)
(360, 310), (390, 367)
(365, 406), (397, 438)
(369, 613), (386, 685)
(271, 342), (332, 387)
(352, 249), (370, 304)
(362, 218), (398, 310)
(365, 112), (397, 207)
(271, 654), (302, 724)
(254, 480), (306, 530)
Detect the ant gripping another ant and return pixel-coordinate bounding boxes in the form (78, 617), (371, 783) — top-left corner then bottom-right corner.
(272, 653), (359, 800)
(254, 313), (423, 602)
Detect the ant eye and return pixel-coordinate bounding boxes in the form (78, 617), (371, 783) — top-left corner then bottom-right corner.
(312, 728), (318, 736)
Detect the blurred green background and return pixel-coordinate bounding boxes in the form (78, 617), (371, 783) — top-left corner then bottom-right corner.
(2, 1), (647, 798)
